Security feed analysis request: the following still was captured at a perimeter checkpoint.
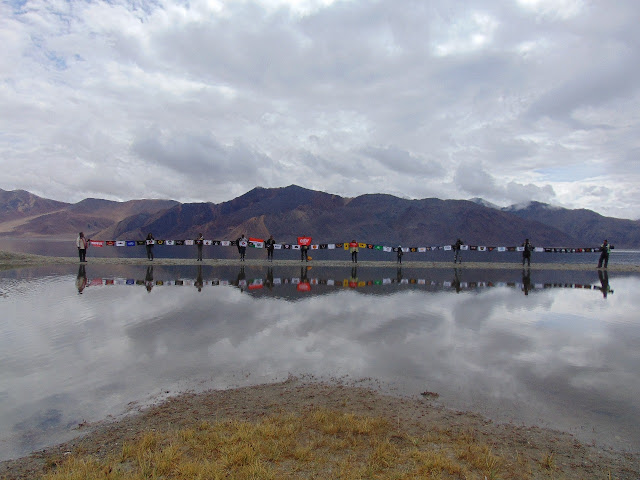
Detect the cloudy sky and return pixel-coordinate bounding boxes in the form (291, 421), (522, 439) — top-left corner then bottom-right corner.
(1, 0), (639, 219)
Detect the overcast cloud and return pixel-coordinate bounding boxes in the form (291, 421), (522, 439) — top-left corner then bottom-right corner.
(1, 0), (639, 219)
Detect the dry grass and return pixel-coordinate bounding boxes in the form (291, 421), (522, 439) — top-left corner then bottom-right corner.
(40, 408), (571, 480)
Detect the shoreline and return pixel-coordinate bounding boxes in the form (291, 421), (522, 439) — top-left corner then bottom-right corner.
(1, 378), (638, 479)
(2, 251), (639, 271)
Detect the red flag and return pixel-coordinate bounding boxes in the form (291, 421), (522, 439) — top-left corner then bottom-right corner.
(297, 282), (311, 292)
(298, 236), (312, 246)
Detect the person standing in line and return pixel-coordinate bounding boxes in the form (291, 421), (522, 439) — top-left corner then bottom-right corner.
(522, 238), (534, 267)
(237, 234), (248, 261)
(597, 239), (611, 269)
(76, 232), (88, 262)
(301, 244), (309, 262)
(76, 264), (87, 293)
(195, 233), (204, 261)
(453, 238), (463, 264)
(397, 245), (404, 264)
(146, 233), (155, 260)
(349, 240), (359, 263)
(265, 235), (276, 262)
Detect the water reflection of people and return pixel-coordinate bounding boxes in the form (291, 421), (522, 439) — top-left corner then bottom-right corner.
(195, 264), (203, 292)
(265, 267), (274, 290)
(598, 270), (613, 298)
(452, 268), (462, 293)
(236, 265), (246, 292)
(522, 268), (531, 296)
(76, 264), (87, 294)
(349, 266), (358, 288)
(297, 266), (311, 292)
(145, 265), (154, 293)
(396, 267), (402, 283)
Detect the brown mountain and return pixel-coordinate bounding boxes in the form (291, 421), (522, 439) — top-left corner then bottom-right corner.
(3, 186), (639, 248)
(0, 189), (69, 222)
(96, 185), (582, 247)
(502, 202), (640, 249)
(0, 189), (177, 238)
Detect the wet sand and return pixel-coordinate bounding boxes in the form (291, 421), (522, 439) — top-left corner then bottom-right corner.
(2, 251), (639, 271)
(1, 378), (639, 479)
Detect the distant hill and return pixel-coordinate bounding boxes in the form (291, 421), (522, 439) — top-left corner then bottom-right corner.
(1, 186), (639, 248)
(98, 185), (582, 247)
(0, 188), (177, 238)
(0, 189), (69, 223)
(503, 201), (640, 249)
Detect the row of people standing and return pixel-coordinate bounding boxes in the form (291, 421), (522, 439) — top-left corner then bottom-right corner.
(77, 232), (613, 267)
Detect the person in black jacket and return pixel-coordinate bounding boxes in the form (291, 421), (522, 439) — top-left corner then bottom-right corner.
(265, 235), (275, 262)
(195, 233), (204, 261)
(453, 238), (463, 264)
(522, 238), (534, 267)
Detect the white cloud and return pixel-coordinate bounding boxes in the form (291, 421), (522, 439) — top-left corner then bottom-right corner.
(1, 0), (639, 218)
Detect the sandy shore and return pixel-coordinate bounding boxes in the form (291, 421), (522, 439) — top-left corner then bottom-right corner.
(1, 378), (638, 479)
(2, 250), (639, 271)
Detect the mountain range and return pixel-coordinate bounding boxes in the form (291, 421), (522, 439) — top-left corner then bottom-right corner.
(1, 186), (639, 248)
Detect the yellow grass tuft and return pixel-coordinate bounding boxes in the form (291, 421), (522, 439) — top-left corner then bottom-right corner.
(41, 407), (568, 479)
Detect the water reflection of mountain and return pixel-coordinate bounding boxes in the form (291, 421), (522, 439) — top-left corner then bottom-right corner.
(75, 265), (619, 300)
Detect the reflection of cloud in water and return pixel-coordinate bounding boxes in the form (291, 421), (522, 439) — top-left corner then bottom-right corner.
(0, 267), (639, 459)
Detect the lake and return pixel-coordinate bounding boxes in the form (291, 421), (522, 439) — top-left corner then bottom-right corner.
(1, 263), (639, 461)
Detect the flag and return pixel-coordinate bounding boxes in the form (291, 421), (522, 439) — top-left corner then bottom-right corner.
(185, 239), (194, 246)
(116, 241), (126, 247)
(335, 243), (343, 249)
(156, 240), (164, 245)
(297, 282), (311, 292)
(344, 243), (350, 250)
(358, 242), (366, 248)
(497, 247), (506, 252)
(535, 247), (544, 252)
(319, 244), (328, 249)
(165, 240), (175, 246)
(418, 247), (426, 253)
(374, 245), (383, 251)
(136, 240), (145, 246)
(298, 236), (312, 246)
(106, 241), (115, 246)
(203, 239), (213, 246)
(367, 244), (374, 249)
(383, 246), (392, 252)
(444, 245), (452, 251)
(221, 240), (230, 246)
(461, 245), (469, 251)
(90, 240), (104, 247)
(328, 244), (335, 249)
(176, 240), (185, 246)
(249, 237), (264, 248)
(478, 246), (487, 252)
(274, 243), (282, 249)
(311, 244), (319, 250)
(516, 246), (524, 252)
(126, 241), (136, 247)
(291, 244), (300, 250)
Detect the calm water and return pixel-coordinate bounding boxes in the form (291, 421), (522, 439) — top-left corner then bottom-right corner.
(1, 264), (639, 461)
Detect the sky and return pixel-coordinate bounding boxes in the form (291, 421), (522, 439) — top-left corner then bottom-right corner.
(1, 0), (639, 220)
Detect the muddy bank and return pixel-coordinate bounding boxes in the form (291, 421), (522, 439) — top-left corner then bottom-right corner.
(2, 251), (639, 272)
(1, 379), (638, 479)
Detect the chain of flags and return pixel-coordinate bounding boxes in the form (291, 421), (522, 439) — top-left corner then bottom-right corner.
(79, 274), (609, 293)
(87, 238), (603, 254)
